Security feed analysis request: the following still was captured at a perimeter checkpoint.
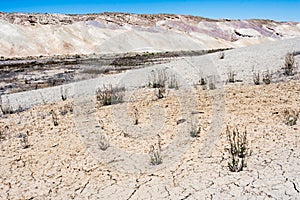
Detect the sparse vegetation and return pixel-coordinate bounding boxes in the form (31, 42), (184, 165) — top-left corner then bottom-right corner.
(148, 68), (179, 90)
(60, 87), (68, 101)
(99, 135), (110, 151)
(262, 70), (272, 85)
(190, 125), (201, 138)
(283, 109), (298, 126)
(226, 126), (249, 172)
(283, 52), (297, 76)
(0, 126), (9, 142)
(149, 135), (163, 165)
(219, 52), (225, 59)
(133, 106), (139, 125)
(227, 70), (236, 83)
(208, 76), (217, 90)
(150, 149), (163, 165)
(96, 84), (125, 106)
(156, 87), (166, 99)
(19, 132), (29, 149)
(253, 72), (260, 85)
(148, 68), (168, 88)
(168, 74), (179, 89)
(147, 69), (169, 99)
(199, 77), (207, 86)
(0, 98), (13, 115)
(59, 103), (73, 116)
(50, 109), (59, 126)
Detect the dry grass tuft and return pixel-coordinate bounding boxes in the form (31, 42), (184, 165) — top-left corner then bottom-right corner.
(96, 84), (125, 106)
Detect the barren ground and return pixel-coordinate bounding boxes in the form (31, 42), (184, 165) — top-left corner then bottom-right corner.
(0, 79), (299, 199)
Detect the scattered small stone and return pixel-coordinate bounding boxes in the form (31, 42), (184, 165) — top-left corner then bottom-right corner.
(176, 119), (186, 125)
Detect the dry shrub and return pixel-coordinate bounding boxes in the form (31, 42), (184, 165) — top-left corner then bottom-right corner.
(226, 126), (249, 172)
(227, 70), (236, 83)
(96, 84), (125, 106)
(253, 72), (260, 85)
(283, 109), (299, 126)
(262, 70), (272, 85)
(283, 52), (297, 76)
(99, 135), (110, 151)
(190, 125), (201, 138)
(50, 109), (59, 126)
(149, 135), (163, 165)
(148, 68), (168, 88)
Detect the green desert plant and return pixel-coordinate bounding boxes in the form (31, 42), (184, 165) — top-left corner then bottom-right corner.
(190, 125), (201, 138)
(99, 135), (109, 151)
(149, 135), (163, 165)
(150, 150), (163, 165)
(226, 126), (249, 172)
(96, 84), (125, 106)
(150, 145), (163, 165)
(283, 52), (297, 76)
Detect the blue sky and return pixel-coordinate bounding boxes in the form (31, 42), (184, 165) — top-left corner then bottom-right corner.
(0, 0), (299, 22)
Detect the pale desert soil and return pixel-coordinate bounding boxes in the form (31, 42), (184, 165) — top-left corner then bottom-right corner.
(0, 79), (299, 199)
(0, 30), (299, 199)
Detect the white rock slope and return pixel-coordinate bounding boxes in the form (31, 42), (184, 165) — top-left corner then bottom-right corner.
(0, 12), (300, 57)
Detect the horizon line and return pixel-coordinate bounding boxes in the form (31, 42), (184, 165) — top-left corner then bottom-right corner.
(0, 11), (297, 23)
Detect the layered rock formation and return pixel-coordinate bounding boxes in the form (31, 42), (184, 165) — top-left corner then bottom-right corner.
(0, 12), (300, 57)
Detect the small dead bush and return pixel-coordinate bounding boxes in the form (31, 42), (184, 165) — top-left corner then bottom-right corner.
(199, 77), (207, 86)
(156, 87), (166, 99)
(96, 84), (125, 106)
(226, 126), (249, 172)
(19, 132), (29, 149)
(50, 110), (59, 126)
(219, 52), (225, 59)
(150, 146), (163, 165)
(208, 76), (217, 90)
(60, 87), (68, 101)
(262, 71), (272, 85)
(148, 68), (168, 88)
(227, 70), (236, 83)
(133, 106), (139, 125)
(99, 135), (110, 151)
(149, 135), (163, 165)
(283, 109), (298, 126)
(0, 126), (9, 142)
(283, 52), (297, 76)
(168, 74), (179, 90)
(0, 98), (13, 115)
(253, 72), (260, 85)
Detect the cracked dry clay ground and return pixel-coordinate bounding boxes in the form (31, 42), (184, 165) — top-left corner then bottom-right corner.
(0, 80), (299, 199)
